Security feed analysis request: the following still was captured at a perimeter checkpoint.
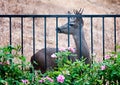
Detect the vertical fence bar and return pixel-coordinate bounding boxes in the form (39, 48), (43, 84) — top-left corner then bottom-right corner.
(9, 17), (12, 46)
(68, 17), (70, 60)
(79, 16), (82, 59)
(102, 17), (106, 85)
(68, 17), (70, 47)
(114, 15), (119, 85)
(9, 17), (12, 64)
(9, 16), (12, 82)
(56, 17), (58, 52)
(32, 17), (36, 82)
(44, 17), (47, 69)
(33, 17), (35, 57)
(21, 17), (23, 55)
(21, 17), (24, 70)
(90, 17), (93, 63)
(102, 17), (105, 60)
(114, 17), (116, 52)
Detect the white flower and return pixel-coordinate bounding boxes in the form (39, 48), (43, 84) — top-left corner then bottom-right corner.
(62, 70), (70, 75)
(51, 53), (57, 58)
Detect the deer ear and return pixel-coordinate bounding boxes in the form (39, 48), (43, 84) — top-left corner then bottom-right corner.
(68, 11), (71, 15)
(79, 8), (84, 14)
(68, 11), (75, 20)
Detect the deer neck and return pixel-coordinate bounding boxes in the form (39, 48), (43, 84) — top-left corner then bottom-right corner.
(73, 30), (86, 58)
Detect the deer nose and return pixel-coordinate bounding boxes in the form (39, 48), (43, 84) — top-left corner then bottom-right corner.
(57, 27), (62, 33)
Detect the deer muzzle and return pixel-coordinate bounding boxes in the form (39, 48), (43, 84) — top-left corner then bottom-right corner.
(57, 28), (62, 33)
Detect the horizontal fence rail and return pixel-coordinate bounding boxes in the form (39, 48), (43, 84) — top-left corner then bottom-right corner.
(0, 14), (120, 68)
(0, 14), (120, 17)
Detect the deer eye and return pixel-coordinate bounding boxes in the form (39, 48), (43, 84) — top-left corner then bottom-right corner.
(69, 23), (75, 27)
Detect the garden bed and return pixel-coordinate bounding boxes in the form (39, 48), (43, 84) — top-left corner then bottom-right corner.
(0, 45), (120, 85)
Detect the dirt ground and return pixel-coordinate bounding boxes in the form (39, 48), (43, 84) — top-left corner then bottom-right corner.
(0, 0), (120, 62)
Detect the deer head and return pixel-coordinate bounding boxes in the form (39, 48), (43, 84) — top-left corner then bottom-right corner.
(57, 9), (84, 35)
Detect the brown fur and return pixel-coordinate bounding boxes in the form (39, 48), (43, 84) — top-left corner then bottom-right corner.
(31, 48), (57, 73)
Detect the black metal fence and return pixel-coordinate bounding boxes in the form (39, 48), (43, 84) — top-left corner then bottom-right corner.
(0, 14), (120, 64)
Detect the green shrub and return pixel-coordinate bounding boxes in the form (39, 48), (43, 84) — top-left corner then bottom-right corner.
(0, 45), (37, 85)
(0, 45), (120, 85)
(44, 47), (120, 85)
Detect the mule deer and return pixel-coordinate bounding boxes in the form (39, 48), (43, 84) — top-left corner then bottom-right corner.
(30, 9), (91, 73)
(57, 9), (91, 64)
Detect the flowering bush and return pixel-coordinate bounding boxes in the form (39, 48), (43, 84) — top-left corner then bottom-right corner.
(0, 45), (40, 85)
(44, 47), (120, 84)
(98, 53), (120, 84)
(0, 45), (120, 85)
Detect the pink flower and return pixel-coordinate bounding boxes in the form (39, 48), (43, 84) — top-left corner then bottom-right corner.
(104, 55), (111, 60)
(0, 62), (2, 65)
(39, 79), (43, 83)
(68, 47), (76, 53)
(51, 53), (57, 58)
(59, 47), (66, 52)
(21, 79), (29, 84)
(39, 76), (54, 83)
(46, 76), (54, 82)
(4, 61), (10, 65)
(39, 79), (45, 83)
(39, 77), (45, 83)
(0, 61), (10, 65)
(101, 65), (106, 70)
(57, 74), (65, 83)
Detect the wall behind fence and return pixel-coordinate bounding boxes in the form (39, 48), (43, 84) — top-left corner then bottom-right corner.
(0, 15), (120, 62)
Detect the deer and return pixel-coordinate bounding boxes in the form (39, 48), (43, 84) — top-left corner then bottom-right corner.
(30, 9), (91, 73)
(57, 9), (91, 64)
